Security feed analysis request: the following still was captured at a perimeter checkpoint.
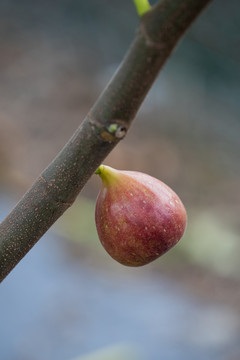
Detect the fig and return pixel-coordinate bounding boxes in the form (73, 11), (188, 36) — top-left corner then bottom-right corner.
(95, 165), (187, 267)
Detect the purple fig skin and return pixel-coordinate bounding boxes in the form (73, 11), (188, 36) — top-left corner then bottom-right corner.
(95, 165), (187, 267)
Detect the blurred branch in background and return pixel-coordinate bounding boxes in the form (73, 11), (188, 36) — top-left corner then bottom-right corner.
(0, 0), (212, 281)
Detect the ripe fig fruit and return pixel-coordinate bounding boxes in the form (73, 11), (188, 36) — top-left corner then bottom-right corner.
(95, 165), (187, 267)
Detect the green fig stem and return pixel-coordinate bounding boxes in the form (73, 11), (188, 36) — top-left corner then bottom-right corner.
(95, 165), (104, 175)
(95, 165), (119, 185)
(133, 0), (151, 17)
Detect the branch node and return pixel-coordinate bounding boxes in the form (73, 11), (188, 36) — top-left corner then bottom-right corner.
(100, 122), (127, 143)
(107, 123), (127, 139)
(139, 21), (166, 50)
(88, 114), (128, 143)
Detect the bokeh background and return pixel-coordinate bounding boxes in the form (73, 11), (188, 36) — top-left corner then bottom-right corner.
(1, 0), (240, 359)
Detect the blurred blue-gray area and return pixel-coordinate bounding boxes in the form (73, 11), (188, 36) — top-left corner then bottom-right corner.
(0, 1), (240, 359)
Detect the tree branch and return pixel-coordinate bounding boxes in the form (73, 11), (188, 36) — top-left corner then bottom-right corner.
(0, 0), (212, 282)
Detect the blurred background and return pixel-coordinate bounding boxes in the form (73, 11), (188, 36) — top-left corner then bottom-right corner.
(0, 0), (240, 359)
